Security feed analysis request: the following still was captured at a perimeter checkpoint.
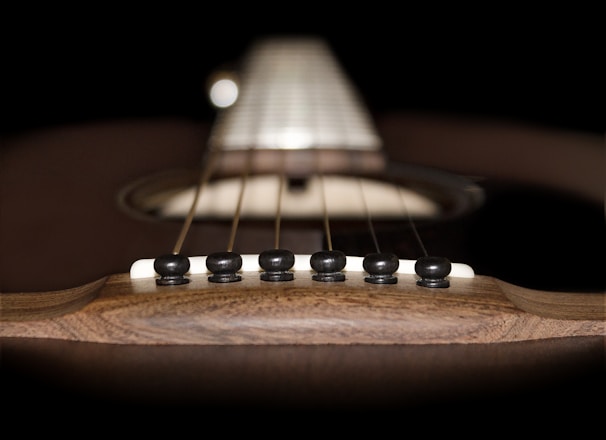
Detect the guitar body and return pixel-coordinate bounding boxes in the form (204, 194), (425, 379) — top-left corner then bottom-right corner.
(1, 113), (604, 413)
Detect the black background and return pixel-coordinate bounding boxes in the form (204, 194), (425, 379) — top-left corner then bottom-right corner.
(3, 4), (604, 136)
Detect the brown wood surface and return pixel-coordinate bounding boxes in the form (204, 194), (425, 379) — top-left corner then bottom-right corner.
(1, 272), (603, 345)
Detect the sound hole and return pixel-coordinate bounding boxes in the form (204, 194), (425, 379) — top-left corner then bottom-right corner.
(118, 161), (484, 226)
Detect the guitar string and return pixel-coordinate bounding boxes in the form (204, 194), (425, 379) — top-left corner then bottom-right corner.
(171, 149), (220, 255)
(317, 155), (334, 251)
(273, 152), (287, 250)
(226, 147), (254, 253)
(397, 186), (428, 257)
(357, 176), (381, 254)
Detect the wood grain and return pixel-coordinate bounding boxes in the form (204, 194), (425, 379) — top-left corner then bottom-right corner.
(1, 271), (603, 345)
(0, 277), (107, 321)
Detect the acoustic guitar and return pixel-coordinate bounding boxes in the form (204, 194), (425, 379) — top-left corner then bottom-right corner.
(1, 36), (604, 414)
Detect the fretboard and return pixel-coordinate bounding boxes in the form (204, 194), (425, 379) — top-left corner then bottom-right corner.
(208, 36), (382, 152)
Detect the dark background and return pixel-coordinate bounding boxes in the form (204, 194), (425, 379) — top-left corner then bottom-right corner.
(2, 4), (604, 136)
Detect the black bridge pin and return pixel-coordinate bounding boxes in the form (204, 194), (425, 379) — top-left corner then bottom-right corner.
(415, 255), (452, 288)
(310, 250), (347, 282)
(259, 249), (295, 281)
(154, 253), (191, 286)
(206, 251), (243, 283)
(363, 252), (399, 284)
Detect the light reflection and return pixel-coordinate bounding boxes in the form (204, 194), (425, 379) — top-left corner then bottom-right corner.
(209, 78), (239, 108)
